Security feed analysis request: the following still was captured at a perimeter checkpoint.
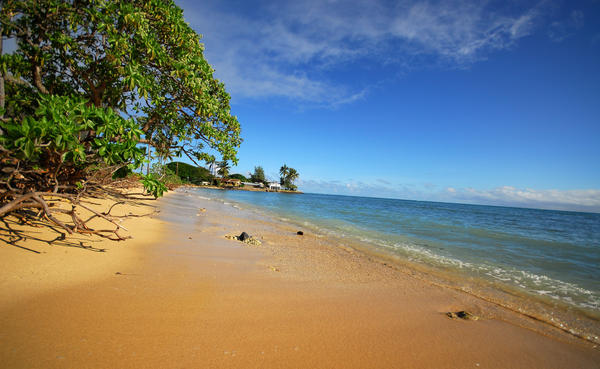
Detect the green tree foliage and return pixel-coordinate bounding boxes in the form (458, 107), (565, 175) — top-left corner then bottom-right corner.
(165, 161), (212, 184)
(228, 173), (248, 182)
(1, 0), (240, 163)
(279, 164), (299, 191)
(250, 166), (266, 184)
(0, 0), (241, 184)
(140, 172), (169, 198)
(279, 164), (289, 186)
(217, 160), (230, 179)
(0, 0), (241, 235)
(2, 94), (144, 170)
(149, 162), (181, 183)
(286, 168), (299, 191)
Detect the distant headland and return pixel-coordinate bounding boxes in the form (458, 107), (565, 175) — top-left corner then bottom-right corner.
(160, 161), (302, 194)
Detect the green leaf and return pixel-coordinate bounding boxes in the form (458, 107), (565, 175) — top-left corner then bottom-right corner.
(2, 0), (240, 196)
(24, 140), (34, 159)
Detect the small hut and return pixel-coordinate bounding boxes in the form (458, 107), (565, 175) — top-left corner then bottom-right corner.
(222, 179), (241, 188)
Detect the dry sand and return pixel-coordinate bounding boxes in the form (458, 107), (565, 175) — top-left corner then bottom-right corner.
(1, 189), (598, 368)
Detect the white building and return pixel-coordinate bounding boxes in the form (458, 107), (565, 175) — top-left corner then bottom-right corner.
(268, 182), (281, 191)
(242, 182), (264, 188)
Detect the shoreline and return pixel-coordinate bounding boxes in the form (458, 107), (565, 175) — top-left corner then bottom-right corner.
(188, 184), (304, 194)
(1, 189), (598, 367)
(186, 186), (600, 345)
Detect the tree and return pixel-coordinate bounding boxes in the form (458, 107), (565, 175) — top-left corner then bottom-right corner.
(1, 0), (241, 163)
(228, 173), (248, 182)
(279, 164), (289, 186)
(165, 161), (212, 184)
(0, 0), (241, 237)
(279, 164), (299, 191)
(217, 160), (230, 179)
(285, 168), (299, 191)
(250, 166), (266, 184)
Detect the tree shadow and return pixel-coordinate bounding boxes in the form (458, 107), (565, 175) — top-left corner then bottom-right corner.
(0, 189), (158, 254)
(0, 215), (108, 253)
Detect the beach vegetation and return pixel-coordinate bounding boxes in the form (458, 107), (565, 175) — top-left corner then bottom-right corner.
(149, 163), (185, 189)
(250, 166), (266, 184)
(165, 161), (213, 184)
(279, 164), (299, 191)
(228, 173), (248, 182)
(217, 160), (231, 179)
(0, 0), (240, 238)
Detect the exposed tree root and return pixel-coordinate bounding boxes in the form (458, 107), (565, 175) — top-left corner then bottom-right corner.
(0, 186), (156, 244)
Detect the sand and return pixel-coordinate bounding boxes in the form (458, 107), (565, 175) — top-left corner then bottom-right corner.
(1, 189), (598, 368)
(0, 189), (162, 306)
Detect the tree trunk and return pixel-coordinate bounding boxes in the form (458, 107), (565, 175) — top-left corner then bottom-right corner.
(0, 36), (5, 115)
(146, 143), (151, 175)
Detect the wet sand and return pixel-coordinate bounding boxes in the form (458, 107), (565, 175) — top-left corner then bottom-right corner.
(1, 190), (598, 368)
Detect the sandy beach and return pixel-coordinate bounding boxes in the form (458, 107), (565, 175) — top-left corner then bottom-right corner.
(1, 189), (599, 368)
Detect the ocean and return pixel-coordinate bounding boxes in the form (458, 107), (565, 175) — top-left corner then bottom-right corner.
(183, 187), (600, 341)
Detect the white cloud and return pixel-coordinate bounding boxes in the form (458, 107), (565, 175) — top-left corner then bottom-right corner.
(387, 2), (539, 62)
(299, 178), (408, 198)
(179, 0), (549, 106)
(298, 179), (600, 212)
(453, 186), (600, 212)
(548, 9), (585, 42)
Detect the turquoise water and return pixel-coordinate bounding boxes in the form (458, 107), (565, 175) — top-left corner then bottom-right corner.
(187, 188), (600, 320)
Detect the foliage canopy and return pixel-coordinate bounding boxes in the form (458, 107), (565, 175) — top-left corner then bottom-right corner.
(165, 161), (213, 184)
(228, 173), (248, 182)
(279, 164), (299, 191)
(250, 166), (266, 184)
(217, 160), (230, 178)
(0, 0), (241, 236)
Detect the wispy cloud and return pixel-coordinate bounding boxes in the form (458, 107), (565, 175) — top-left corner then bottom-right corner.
(548, 9), (584, 42)
(180, 0), (551, 106)
(299, 179), (600, 212)
(451, 186), (600, 212)
(299, 179), (414, 198)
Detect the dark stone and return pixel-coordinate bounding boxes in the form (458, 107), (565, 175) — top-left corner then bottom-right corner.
(239, 232), (251, 241)
(296, 231), (304, 236)
(446, 310), (478, 320)
(456, 311), (469, 319)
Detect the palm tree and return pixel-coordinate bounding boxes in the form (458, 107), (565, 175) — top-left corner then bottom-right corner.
(279, 164), (289, 185)
(285, 168), (299, 190)
(278, 164), (299, 190)
(218, 160), (230, 178)
(287, 168), (299, 182)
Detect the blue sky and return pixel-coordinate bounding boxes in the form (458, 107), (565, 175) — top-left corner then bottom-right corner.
(177, 0), (600, 212)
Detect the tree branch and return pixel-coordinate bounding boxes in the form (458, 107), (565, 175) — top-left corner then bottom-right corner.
(4, 73), (32, 87)
(32, 64), (49, 94)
